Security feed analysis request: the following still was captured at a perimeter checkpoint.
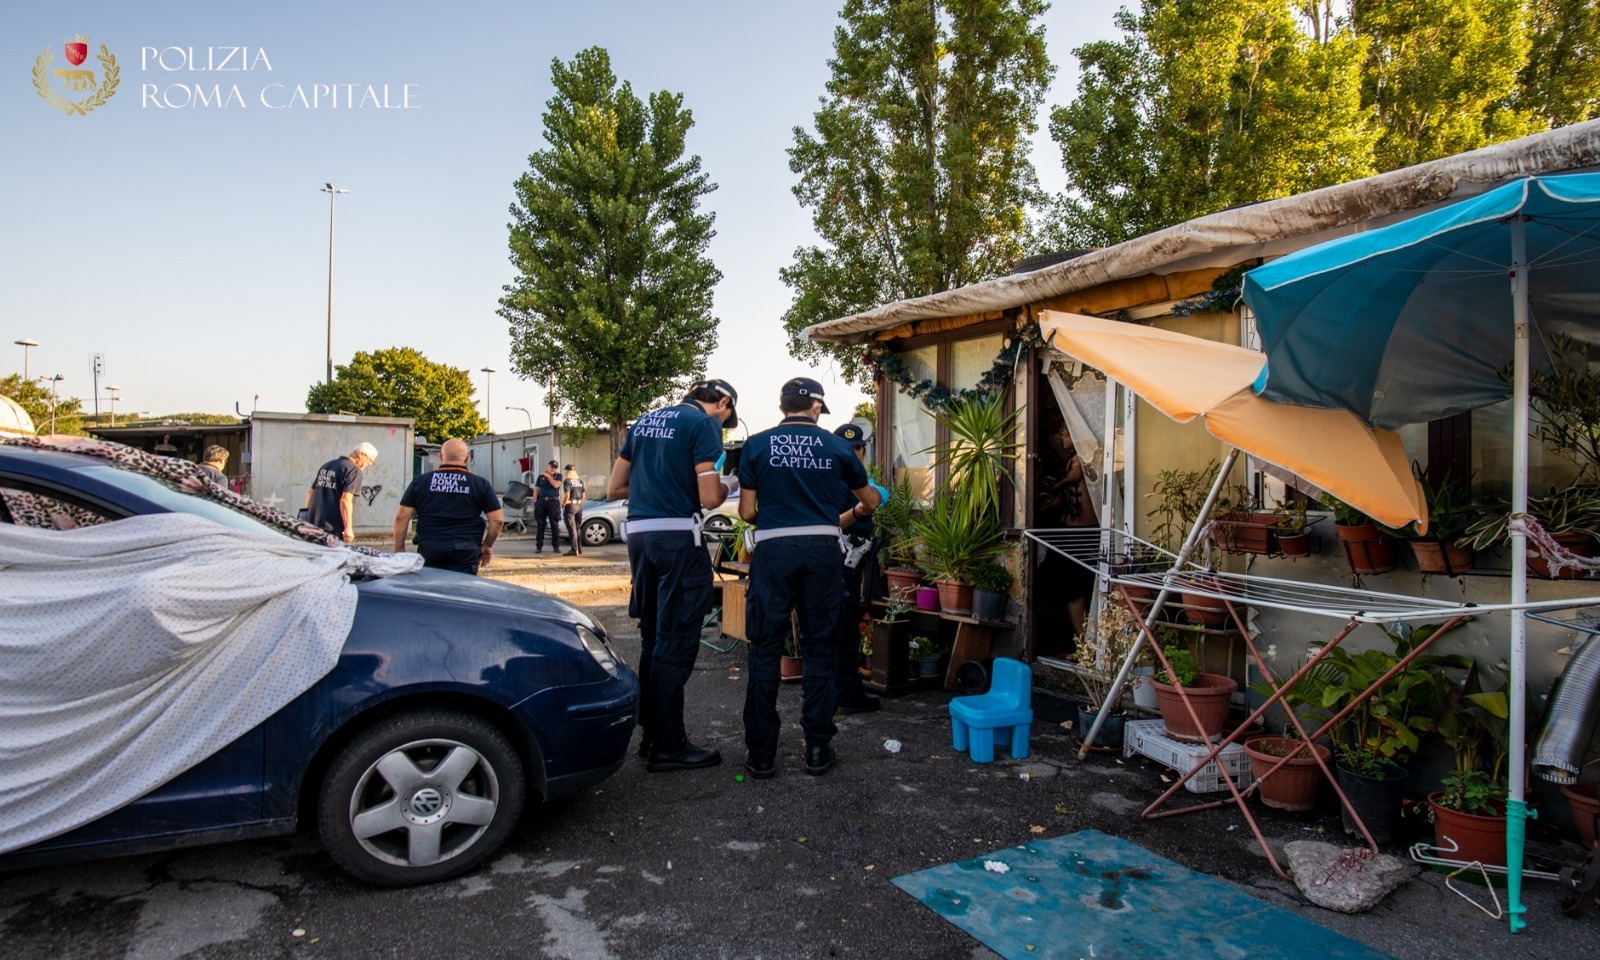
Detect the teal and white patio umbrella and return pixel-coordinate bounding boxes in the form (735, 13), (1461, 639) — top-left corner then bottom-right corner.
(1244, 171), (1600, 932)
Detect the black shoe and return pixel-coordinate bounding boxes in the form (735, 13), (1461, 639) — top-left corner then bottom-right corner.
(565, 549), (578, 556)
(646, 741), (722, 772)
(839, 695), (882, 715)
(804, 743), (838, 776)
(743, 755), (776, 780)
(636, 736), (653, 759)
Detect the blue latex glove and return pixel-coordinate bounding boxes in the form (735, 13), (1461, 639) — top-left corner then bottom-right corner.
(869, 480), (890, 504)
(714, 451), (727, 473)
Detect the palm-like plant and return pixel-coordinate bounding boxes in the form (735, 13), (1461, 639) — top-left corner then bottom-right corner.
(911, 487), (1005, 582)
(921, 392), (1022, 524)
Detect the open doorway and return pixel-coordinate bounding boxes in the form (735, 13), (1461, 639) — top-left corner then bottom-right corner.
(1028, 387), (1100, 662)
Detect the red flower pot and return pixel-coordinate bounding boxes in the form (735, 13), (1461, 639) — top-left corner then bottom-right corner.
(1427, 791), (1508, 866)
(1243, 737), (1330, 811)
(1150, 672), (1237, 743)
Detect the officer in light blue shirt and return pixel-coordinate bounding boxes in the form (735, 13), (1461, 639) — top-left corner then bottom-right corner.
(605, 379), (739, 773)
(737, 377), (879, 779)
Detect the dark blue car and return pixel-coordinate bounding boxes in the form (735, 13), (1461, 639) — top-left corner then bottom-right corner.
(0, 445), (638, 885)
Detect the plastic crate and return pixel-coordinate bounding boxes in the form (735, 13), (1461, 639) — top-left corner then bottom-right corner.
(1122, 719), (1254, 794)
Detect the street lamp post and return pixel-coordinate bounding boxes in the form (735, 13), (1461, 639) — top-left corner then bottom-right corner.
(320, 182), (350, 384)
(106, 384), (120, 426)
(506, 405), (533, 431)
(480, 367), (495, 432)
(46, 374), (64, 433)
(14, 339), (38, 380)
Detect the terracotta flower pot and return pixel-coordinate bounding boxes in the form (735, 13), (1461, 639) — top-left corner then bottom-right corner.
(1528, 531), (1597, 579)
(1116, 582), (1156, 613)
(1150, 672), (1237, 743)
(1244, 737), (1331, 812)
(1561, 783), (1600, 849)
(1410, 540), (1475, 575)
(1427, 791), (1508, 866)
(1180, 578), (1229, 625)
(1334, 521), (1395, 574)
(886, 567), (924, 598)
(780, 655), (803, 682)
(1276, 530), (1312, 557)
(935, 579), (973, 616)
(1213, 513), (1278, 555)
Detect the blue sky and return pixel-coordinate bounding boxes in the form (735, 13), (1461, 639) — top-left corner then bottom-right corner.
(2, 1), (1123, 434)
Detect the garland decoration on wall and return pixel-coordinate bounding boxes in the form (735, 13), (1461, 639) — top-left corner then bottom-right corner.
(863, 322), (1046, 411)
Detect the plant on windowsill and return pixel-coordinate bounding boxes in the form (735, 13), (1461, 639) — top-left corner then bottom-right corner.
(1383, 463), (1479, 575)
(1464, 485), (1600, 579)
(1321, 492), (1397, 575)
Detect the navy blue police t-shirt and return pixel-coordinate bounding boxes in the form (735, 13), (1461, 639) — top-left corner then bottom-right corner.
(307, 455), (363, 533)
(400, 466), (501, 546)
(618, 402), (725, 520)
(738, 417), (869, 530)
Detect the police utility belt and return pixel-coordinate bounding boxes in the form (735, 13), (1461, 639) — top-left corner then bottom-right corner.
(752, 524), (838, 543)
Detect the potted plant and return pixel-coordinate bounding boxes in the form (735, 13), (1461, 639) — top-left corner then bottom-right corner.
(1147, 462), (1230, 623)
(873, 473), (924, 594)
(1271, 496), (1313, 557)
(969, 560), (1012, 622)
(910, 487), (1004, 616)
(868, 589), (917, 691)
(1148, 642), (1238, 743)
(1427, 663), (1512, 864)
(909, 634), (941, 678)
(1105, 546), (1162, 613)
(1465, 485), (1600, 578)
(781, 623), (804, 682)
(1391, 465), (1478, 575)
(1242, 733), (1332, 811)
(1321, 492), (1397, 575)
(1298, 623), (1464, 842)
(1211, 482), (1279, 556)
(1072, 601), (1142, 750)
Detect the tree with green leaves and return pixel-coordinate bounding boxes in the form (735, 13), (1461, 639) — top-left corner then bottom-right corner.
(1517, 0), (1600, 128)
(1, 374), (84, 435)
(1354, 0), (1543, 170)
(781, 0), (1054, 386)
(306, 347), (485, 443)
(1047, 0), (1374, 247)
(499, 47), (721, 460)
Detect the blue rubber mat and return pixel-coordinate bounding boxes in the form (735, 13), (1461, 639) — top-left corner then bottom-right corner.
(892, 829), (1392, 959)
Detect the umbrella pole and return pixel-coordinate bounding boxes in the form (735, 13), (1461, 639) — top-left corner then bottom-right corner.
(1077, 448), (1239, 760)
(1508, 215), (1532, 934)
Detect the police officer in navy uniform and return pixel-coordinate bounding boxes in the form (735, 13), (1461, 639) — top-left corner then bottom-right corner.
(391, 438), (504, 574)
(737, 377), (879, 778)
(606, 378), (739, 773)
(833, 422), (885, 714)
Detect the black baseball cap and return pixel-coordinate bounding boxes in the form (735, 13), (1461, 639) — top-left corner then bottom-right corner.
(691, 378), (738, 423)
(833, 422), (867, 447)
(547, 459), (559, 467)
(781, 376), (830, 415)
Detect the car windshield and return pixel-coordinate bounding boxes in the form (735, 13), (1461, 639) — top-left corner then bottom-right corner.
(78, 465), (289, 537)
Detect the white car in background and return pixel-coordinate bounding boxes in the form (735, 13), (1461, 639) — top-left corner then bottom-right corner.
(578, 493), (740, 547)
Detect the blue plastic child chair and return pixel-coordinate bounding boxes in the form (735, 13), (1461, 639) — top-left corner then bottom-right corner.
(949, 657), (1033, 763)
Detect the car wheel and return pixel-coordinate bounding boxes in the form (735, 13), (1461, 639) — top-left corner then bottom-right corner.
(317, 710), (525, 886)
(703, 515), (734, 535)
(582, 517), (612, 546)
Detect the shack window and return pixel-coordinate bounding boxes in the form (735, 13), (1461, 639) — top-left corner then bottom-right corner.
(890, 345), (937, 501)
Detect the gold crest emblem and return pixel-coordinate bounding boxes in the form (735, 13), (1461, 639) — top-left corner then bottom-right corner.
(34, 36), (120, 116)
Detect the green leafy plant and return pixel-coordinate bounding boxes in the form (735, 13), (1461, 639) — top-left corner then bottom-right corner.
(1436, 770), (1509, 817)
(909, 635), (938, 660)
(968, 560), (1013, 593)
(1530, 333), (1600, 480)
(1386, 463), (1478, 543)
(1464, 483), (1600, 549)
(910, 487), (1005, 583)
(880, 587), (915, 623)
(1297, 623), (1469, 771)
(1272, 495), (1309, 534)
(919, 378), (1023, 525)
(873, 474), (920, 569)
(1431, 660), (1512, 815)
(1319, 491), (1371, 527)
(1155, 643), (1202, 687)
(1146, 461), (1220, 553)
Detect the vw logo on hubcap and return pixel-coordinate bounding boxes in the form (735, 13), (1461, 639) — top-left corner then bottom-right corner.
(409, 787), (446, 818)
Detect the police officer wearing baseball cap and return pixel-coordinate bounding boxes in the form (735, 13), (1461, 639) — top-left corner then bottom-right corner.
(736, 377), (880, 778)
(833, 421), (888, 713)
(605, 378), (739, 772)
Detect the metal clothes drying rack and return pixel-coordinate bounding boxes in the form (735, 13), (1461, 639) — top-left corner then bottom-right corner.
(1025, 521), (1600, 881)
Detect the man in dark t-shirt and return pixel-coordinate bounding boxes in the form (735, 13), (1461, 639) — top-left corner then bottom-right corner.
(393, 438), (503, 575)
(605, 378), (739, 774)
(737, 377), (878, 779)
(304, 441), (377, 542)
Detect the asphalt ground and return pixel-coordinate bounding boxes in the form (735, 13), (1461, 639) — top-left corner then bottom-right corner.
(3, 541), (1600, 958)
